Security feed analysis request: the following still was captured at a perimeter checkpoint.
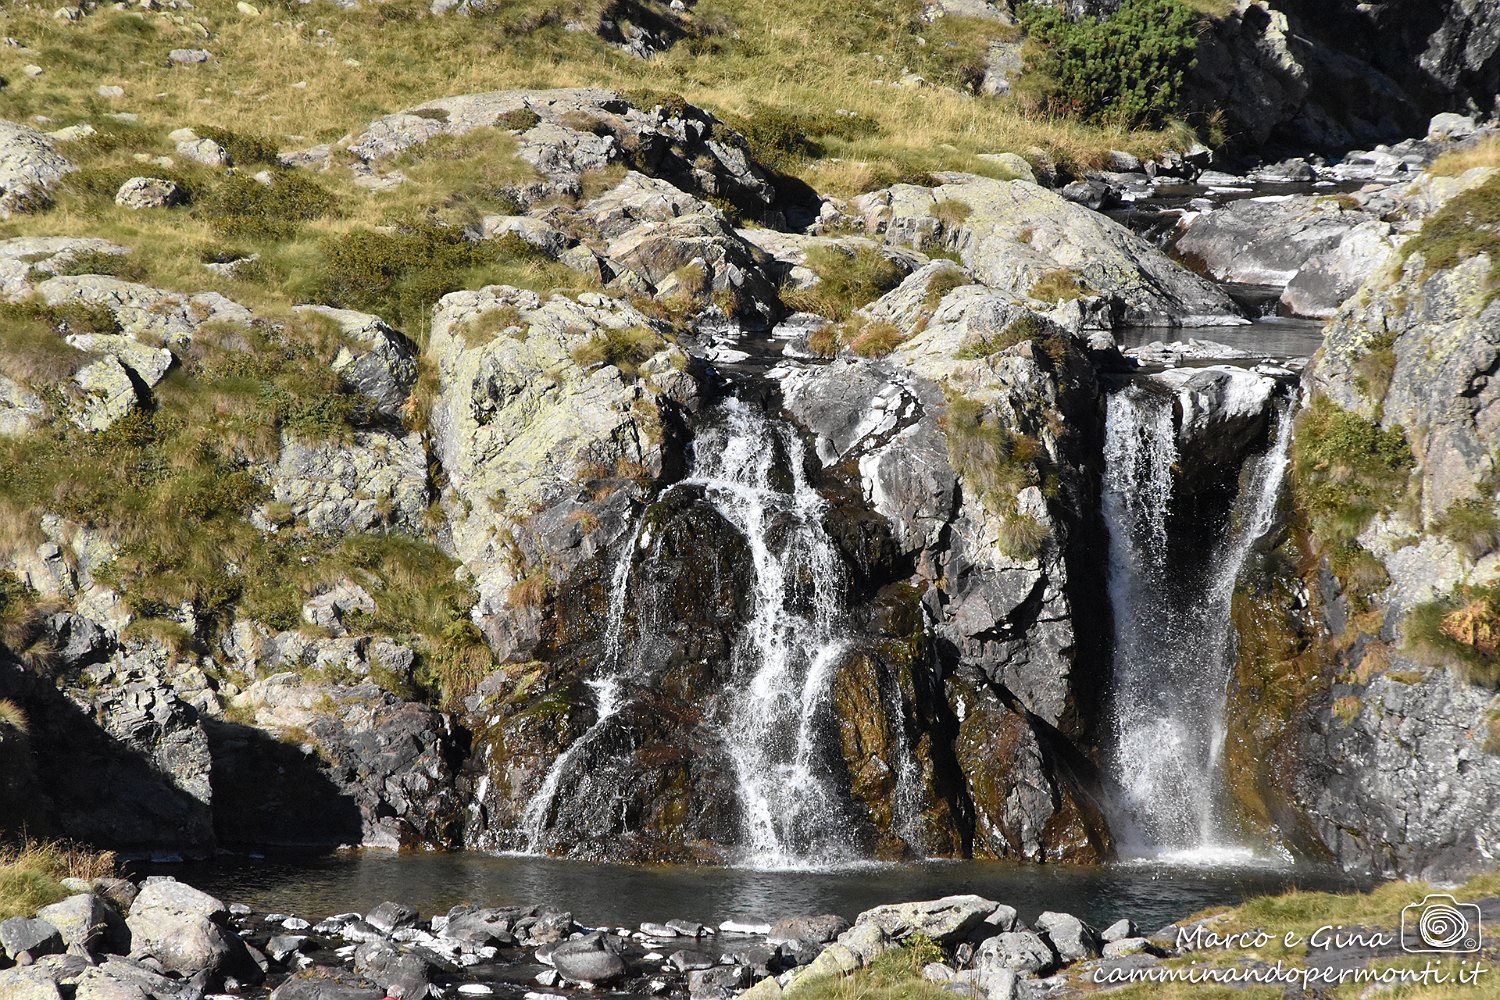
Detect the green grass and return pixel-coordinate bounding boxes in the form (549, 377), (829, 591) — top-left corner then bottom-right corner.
(569, 325), (666, 378)
(941, 391), (1044, 551)
(789, 937), (950, 1000)
(782, 245), (905, 321)
(1292, 395), (1413, 549)
(1399, 173), (1500, 299)
(1405, 582), (1500, 688)
(1433, 497), (1500, 561)
(0, 841), (117, 922)
(1028, 268), (1091, 302)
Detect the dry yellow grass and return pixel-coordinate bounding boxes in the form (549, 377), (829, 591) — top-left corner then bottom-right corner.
(1429, 135), (1500, 177)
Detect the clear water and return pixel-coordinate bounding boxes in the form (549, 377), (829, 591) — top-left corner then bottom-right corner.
(1101, 384), (1295, 855)
(138, 852), (1370, 934)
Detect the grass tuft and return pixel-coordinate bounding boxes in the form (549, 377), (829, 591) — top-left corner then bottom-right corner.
(782, 245), (905, 320)
(0, 840), (117, 922)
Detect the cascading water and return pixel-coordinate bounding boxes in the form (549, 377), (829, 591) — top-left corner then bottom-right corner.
(516, 396), (919, 867)
(518, 518), (644, 853)
(1102, 383), (1294, 859)
(684, 399), (864, 868)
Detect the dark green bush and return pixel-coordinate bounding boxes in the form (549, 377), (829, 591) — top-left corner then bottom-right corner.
(193, 125), (283, 167)
(1019, 0), (1200, 128)
(723, 104), (880, 170)
(1292, 394), (1412, 550)
(196, 171), (337, 239)
(303, 221), (505, 333)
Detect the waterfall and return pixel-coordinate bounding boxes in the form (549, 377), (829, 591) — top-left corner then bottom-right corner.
(685, 399), (862, 868)
(518, 517), (644, 852)
(1102, 383), (1293, 859)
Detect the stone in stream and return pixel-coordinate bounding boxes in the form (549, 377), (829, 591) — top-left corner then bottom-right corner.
(718, 920), (771, 936)
(364, 901), (420, 935)
(640, 921), (679, 938)
(443, 905), (523, 946)
(1100, 918), (1137, 943)
(686, 964), (750, 999)
(851, 895), (1003, 946)
(767, 914), (849, 945)
(668, 948), (716, 971)
(1034, 911), (1101, 963)
(353, 938), (432, 1000)
(266, 934), (310, 962)
(666, 919), (711, 937)
(269, 967), (385, 999)
(0, 918), (63, 961)
(550, 931), (629, 984)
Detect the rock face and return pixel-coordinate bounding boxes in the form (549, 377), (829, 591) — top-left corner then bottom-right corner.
(1233, 166), (1500, 878)
(426, 284), (702, 661)
(1175, 195), (1383, 290)
(0, 120), (74, 218)
(855, 177), (1242, 327)
(1188, 0), (1500, 151)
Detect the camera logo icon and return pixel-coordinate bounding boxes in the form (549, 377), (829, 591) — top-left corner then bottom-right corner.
(1401, 894), (1482, 953)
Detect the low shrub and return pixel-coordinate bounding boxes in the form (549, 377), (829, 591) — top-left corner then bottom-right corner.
(570, 325), (664, 378)
(782, 245), (904, 320)
(1292, 394), (1413, 548)
(0, 840), (116, 922)
(723, 104), (880, 171)
(196, 171), (337, 239)
(922, 268), (971, 309)
(1406, 583), (1500, 689)
(846, 319), (908, 358)
(998, 512), (1049, 561)
(942, 390), (1041, 526)
(1352, 331), (1397, 406)
(1028, 268), (1091, 302)
(1399, 173), (1500, 298)
(192, 125), (282, 167)
(1018, 0), (1201, 129)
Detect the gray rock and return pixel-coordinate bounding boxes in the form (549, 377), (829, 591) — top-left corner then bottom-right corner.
(269, 967), (383, 999)
(0, 373), (45, 436)
(973, 930), (1056, 976)
(126, 878), (250, 979)
(69, 355), (139, 431)
(856, 177), (1241, 328)
(0, 119), (74, 218)
(291, 305), (420, 419)
(167, 48), (211, 64)
(0, 918), (63, 960)
(853, 896), (1003, 946)
(441, 906), (519, 946)
(1428, 112), (1477, 141)
(352, 938), (431, 1000)
(669, 948), (716, 971)
(1280, 219), (1396, 319)
(364, 901), (419, 935)
(1102, 937), (1157, 958)
(0, 967), (65, 1000)
(1176, 195), (1379, 288)
(686, 964), (749, 998)
(113, 177), (184, 209)
(265, 431), (430, 538)
(1034, 911), (1100, 963)
(266, 934), (309, 962)
(36, 894), (127, 954)
(551, 931), (628, 984)
(300, 580), (376, 635)
(767, 915), (849, 945)
(1100, 918), (1136, 943)
(176, 138), (230, 167)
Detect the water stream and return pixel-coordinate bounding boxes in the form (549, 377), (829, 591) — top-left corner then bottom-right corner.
(1102, 383), (1295, 859)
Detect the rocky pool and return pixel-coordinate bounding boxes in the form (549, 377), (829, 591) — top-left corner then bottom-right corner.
(138, 853), (1371, 934)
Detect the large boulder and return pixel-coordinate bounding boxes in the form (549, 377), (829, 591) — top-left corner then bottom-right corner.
(0, 120), (74, 218)
(262, 430), (430, 536)
(0, 917), (63, 960)
(426, 285), (701, 659)
(0, 237), (127, 301)
(291, 306), (420, 419)
(854, 177), (1242, 328)
(551, 930), (629, 984)
(125, 878), (254, 980)
(851, 895), (1006, 945)
(33, 275), (253, 349)
(269, 968), (383, 1000)
(35, 893), (127, 954)
(1175, 195), (1381, 288)
(0, 967), (64, 1000)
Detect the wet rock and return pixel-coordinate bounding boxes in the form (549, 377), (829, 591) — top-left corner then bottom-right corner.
(551, 931), (628, 984)
(0, 119), (74, 218)
(442, 906), (522, 947)
(668, 948), (715, 971)
(686, 964), (749, 998)
(0, 918), (63, 961)
(767, 915), (849, 945)
(265, 934), (309, 962)
(1139, 366), (1279, 487)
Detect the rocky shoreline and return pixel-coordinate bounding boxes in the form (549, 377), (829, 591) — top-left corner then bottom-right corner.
(0, 872), (1317, 1000)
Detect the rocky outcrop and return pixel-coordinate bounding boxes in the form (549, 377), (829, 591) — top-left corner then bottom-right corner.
(261, 431), (430, 537)
(855, 177), (1242, 328)
(1175, 195), (1383, 288)
(1188, 1), (1500, 151)
(324, 89), (780, 218)
(426, 284), (702, 661)
(0, 121), (74, 219)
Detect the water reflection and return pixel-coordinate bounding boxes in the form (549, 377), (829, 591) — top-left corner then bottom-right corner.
(136, 852), (1372, 933)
